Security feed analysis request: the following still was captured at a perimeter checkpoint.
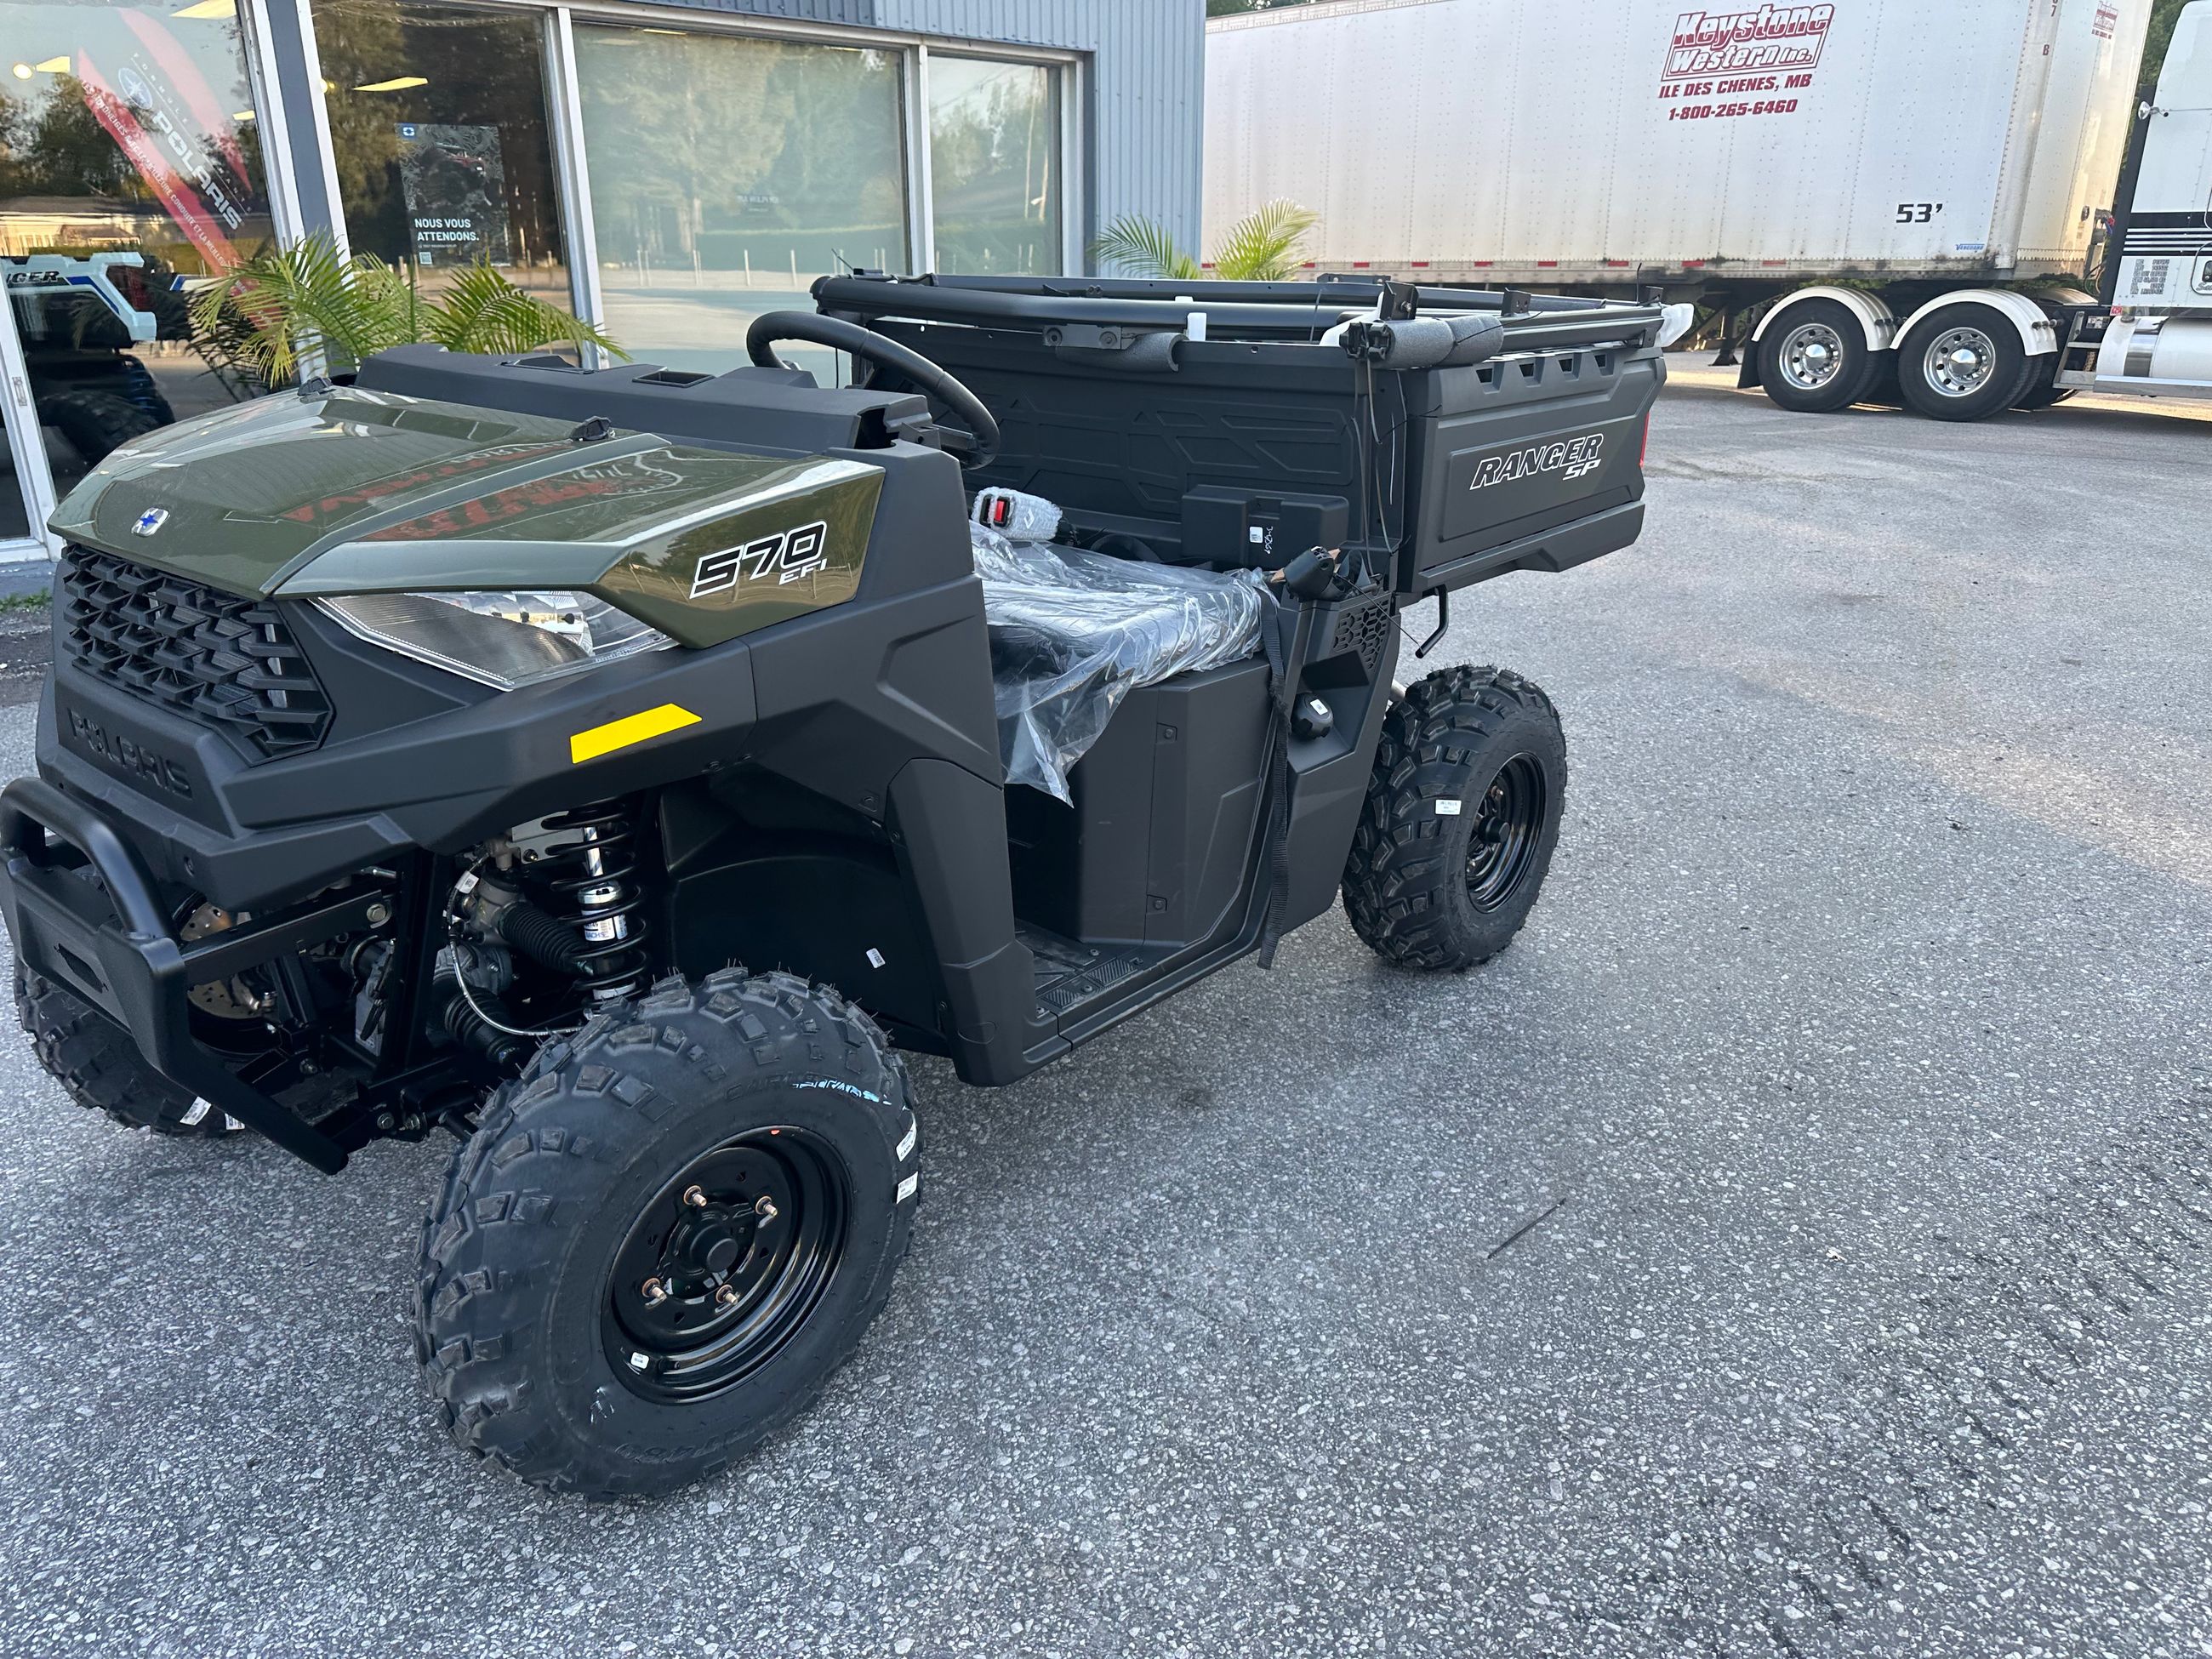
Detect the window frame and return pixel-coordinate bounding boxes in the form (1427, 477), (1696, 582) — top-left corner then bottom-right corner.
(0, 0), (300, 565)
(0, 299), (57, 563)
(921, 43), (1078, 280)
(293, 0), (1083, 339)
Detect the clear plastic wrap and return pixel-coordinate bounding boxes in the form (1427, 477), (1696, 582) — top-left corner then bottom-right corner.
(972, 524), (1271, 801)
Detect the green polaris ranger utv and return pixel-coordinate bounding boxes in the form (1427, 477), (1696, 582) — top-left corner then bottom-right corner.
(0, 274), (1665, 1497)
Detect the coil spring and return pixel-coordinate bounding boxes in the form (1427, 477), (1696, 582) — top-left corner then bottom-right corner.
(536, 801), (648, 1003)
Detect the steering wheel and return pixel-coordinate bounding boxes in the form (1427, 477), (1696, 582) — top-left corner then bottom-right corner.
(744, 311), (1001, 470)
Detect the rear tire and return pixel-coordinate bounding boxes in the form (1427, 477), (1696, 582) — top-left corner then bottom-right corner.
(36, 389), (160, 465)
(416, 969), (919, 1498)
(14, 962), (237, 1137)
(1758, 299), (1880, 413)
(1897, 305), (2036, 422)
(1343, 666), (1567, 972)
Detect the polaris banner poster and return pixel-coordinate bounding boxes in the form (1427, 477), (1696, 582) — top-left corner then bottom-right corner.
(70, 11), (260, 274)
(396, 124), (512, 268)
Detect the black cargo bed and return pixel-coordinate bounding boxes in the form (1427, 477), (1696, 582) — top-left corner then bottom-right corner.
(817, 273), (1668, 596)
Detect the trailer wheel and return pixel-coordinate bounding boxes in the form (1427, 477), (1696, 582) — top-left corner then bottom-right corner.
(417, 969), (918, 1498)
(1343, 665), (1565, 972)
(1757, 299), (1880, 413)
(1897, 305), (2037, 422)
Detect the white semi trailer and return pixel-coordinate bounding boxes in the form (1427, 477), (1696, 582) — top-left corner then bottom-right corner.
(1206, 0), (2212, 420)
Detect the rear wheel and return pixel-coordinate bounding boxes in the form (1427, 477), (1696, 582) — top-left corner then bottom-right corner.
(1897, 305), (2037, 422)
(14, 962), (237, 1137)
(1758, 299), (1881, 413)
(36, 389), (160, 465)
(416, 969), (919, 1497)
(1343, 666), (1567, 972)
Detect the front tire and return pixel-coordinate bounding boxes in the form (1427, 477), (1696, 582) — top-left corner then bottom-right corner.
(1758, 299), (1880, 413)
(14, 962), (237, 1137)
(416, 969), (919, 1498)
(1343, 666), (1567, 972)
(1897, 305), (2036, 422)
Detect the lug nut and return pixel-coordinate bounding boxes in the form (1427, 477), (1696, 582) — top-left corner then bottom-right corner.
(754, 1195), (779, 1223)
(683, 1185), (709, 1208)
(641, 1277), (667, 1305)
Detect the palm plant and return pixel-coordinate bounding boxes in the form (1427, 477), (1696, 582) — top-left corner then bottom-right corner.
(1089, 200), (1320, 282)
(190, 232), (622, 387)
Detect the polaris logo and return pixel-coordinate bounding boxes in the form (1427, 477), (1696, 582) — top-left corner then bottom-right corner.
(689, 521), (830, 598)
(66, 709), (193, 799)
(132, 508), (168, 538)
(1470, 433), (1607, 492)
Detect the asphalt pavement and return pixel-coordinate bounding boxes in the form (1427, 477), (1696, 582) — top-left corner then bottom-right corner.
(2, 363), (2209, 1657)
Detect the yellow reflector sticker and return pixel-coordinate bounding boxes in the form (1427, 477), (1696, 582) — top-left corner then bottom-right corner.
(569, 703), (701, 765)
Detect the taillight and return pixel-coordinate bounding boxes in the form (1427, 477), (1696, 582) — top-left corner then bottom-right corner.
(1640, 415), (1651, 467)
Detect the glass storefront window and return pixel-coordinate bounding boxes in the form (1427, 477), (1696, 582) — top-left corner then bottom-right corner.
(1, 0), (278, 524)
(929, 56), (1059, 277)
(574, 25), (907, 378)
(1, 391), (31, 543)
(312, 0), (567, 299)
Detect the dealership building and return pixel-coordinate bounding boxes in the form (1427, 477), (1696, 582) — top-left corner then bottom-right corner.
(0, 0), (1205, 565)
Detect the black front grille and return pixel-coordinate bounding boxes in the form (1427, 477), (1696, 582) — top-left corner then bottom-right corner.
(60, 548), (333, 759)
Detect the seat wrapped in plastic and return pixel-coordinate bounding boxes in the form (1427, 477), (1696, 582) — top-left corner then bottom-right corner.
(971, 524), (1270, 801)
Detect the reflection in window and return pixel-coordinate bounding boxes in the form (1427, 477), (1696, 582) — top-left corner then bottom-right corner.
(2, 391), (31, 542)
(929, 57), (1058, 276)
(312, 0), (567, 299)
(575, 26), (907, 376)
(0, 0), (276, 506)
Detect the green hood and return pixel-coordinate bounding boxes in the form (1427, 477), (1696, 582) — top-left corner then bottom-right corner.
(49, 386), (884, 648)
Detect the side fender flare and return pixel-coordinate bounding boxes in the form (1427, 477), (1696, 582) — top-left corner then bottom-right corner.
(1893, 288), (2060, 360)
(1741, 288), (1899, 388)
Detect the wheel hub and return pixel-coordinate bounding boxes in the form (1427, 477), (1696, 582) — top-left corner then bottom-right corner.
(603, 1128), (849, 1403)
(1465, 753), (1549, 913)
(1780, 322), (1846, 391)
(1926, 327), (1997, 397)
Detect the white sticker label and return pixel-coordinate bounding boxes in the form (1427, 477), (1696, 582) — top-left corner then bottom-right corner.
(1436, 800), (1463, 817)
(866, 947), (887, 969)
(896, 1117), (918, 1161)
(896, 1172), (920, 1204)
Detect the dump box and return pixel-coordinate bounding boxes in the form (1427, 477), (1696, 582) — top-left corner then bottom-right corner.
(813, 274), (1668, 601)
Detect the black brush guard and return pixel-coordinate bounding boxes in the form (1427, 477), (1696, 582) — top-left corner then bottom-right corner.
(0, 776), (384, 1172)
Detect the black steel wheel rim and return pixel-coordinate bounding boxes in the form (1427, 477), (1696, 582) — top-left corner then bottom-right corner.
(1465, 753), (1548, 913)
(603, 1126), (851, 1404)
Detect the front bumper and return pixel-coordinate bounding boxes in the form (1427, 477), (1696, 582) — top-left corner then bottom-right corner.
(0, 777), (387, 1172)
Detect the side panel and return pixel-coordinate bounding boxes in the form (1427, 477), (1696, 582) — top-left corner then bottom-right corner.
(2116, 3), (2212, 307)
(2010, 0), (2158, 268)
(1205, 0), (2142, 280)
(1408, 349), (1662, 590)
(887, 758), (1058, 1085)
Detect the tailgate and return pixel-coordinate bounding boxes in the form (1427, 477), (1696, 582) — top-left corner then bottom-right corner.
(1403, 345), (1666, 592)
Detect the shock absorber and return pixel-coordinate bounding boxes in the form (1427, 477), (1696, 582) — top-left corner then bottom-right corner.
(534, 801), (649, 1003)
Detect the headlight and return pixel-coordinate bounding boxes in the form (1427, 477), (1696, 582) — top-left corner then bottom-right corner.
(318, 590), (674, 691)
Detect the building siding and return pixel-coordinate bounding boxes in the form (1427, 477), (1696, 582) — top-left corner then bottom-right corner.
(645, 0), (1206, 256)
